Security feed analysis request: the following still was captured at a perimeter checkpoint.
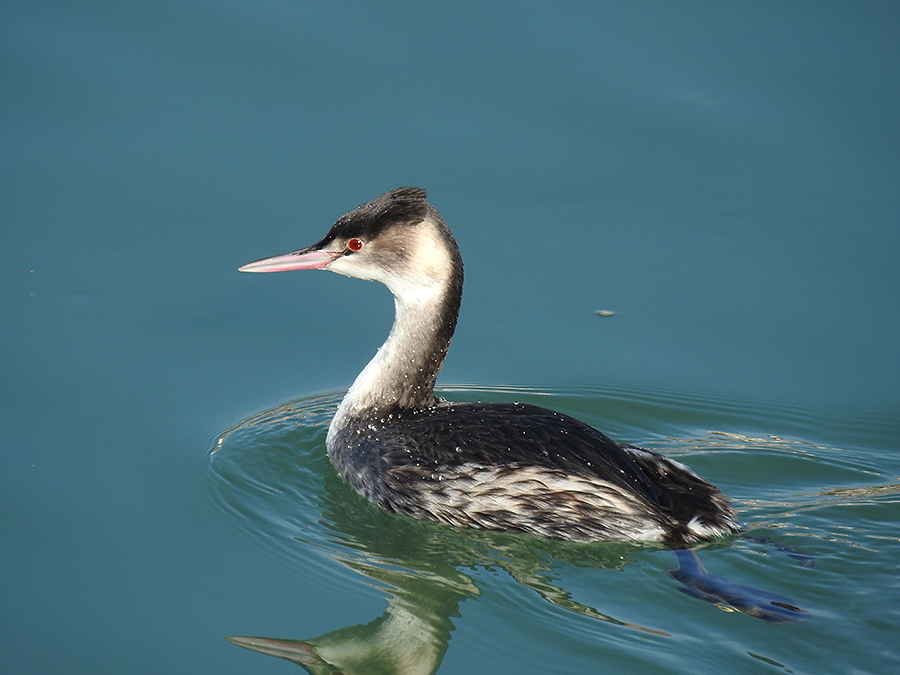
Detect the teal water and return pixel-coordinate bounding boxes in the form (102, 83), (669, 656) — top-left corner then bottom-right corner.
(3, 1), (899, 673)
(207, 387), (900, 673)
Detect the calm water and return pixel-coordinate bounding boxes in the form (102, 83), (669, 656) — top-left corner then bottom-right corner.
(3, 2), (899, 673)
(207, 386), (900, 673)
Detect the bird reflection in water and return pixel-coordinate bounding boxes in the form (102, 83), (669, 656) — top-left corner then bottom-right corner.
(225, 511), (667, 674)
(212, 398), (807, 675)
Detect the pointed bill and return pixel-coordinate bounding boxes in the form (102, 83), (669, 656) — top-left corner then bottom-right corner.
(239, 249), (340, 273)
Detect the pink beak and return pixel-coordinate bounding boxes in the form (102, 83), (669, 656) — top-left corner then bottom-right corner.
(239, 248), (341, 273)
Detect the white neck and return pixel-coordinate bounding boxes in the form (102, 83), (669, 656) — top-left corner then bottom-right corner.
(333, 287), (446, 415)
(326, 217), (460, 445)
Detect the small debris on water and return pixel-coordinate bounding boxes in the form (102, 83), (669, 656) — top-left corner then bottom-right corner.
(595, 310), (615, 317)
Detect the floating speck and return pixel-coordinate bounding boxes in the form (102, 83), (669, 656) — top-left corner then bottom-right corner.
(595, 310), (615, 317)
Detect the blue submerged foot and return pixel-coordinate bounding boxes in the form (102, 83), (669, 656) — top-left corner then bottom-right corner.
(669, 548), (809, 624)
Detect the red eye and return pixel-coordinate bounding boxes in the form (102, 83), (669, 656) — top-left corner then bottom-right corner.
(347, 238), (363, 252)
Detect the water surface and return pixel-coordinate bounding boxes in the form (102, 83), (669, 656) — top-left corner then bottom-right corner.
(2, 1), (898, 673)
(207, 386), (899, 673)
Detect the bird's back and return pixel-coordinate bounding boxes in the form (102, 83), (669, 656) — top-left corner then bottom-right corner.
(327, 401), (739, 544)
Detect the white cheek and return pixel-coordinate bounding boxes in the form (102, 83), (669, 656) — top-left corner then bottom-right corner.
(389, 221), (453, 301)
(327, 255), (379, 281)
(412, 223), (453, 281)
(326, 218), (454, 304)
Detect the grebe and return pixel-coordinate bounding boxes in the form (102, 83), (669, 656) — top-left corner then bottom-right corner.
(240, 187), (741, 547)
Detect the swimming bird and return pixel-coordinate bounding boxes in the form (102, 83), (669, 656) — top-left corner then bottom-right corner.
(239, 187), (742, 548)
